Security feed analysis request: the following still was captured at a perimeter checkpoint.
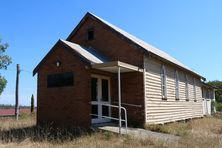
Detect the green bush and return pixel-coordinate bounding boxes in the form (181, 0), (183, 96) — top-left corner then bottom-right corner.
(216, 102), (222, 112)
(212, 101), (216, 112)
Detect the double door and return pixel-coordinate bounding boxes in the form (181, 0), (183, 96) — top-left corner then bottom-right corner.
(91, 75), (111, 124)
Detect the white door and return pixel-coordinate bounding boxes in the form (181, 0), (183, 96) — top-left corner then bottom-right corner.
(207, 99), (212, 115)
(91, 75), (111, 124)
(202, 99), (207, 115)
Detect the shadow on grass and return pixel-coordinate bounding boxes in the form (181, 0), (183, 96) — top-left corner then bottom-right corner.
(0, 124), (92, 143)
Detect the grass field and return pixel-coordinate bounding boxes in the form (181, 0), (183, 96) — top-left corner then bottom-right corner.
(0, 108), (31, 116)
(0, 113), (222, 148)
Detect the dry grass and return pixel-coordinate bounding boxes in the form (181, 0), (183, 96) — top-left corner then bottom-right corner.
(145, 121), (191, 136)
(0, 113), (222, 148)
(146, 114), (222, 148)
(0, 114), (165, 148)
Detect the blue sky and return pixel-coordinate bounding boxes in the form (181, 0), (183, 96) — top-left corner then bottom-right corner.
(0, 0), (221, 105)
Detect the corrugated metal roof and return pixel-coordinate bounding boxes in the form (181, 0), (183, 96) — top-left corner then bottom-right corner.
(61, 39), (107, 64)
(88, 12), (202, 77)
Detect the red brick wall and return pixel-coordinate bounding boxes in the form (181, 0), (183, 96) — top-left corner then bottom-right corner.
(68, 17), (145, 126)
(37, 44), (91, 127)
(69, 18), (144, 67)
(111, 72), (145, 127)
(37, 16), (146, 127)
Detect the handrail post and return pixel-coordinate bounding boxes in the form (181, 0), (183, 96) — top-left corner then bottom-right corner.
(118, 66), (122, 134)
(122, 107), (128, 134)
(90, 103), (128, 134)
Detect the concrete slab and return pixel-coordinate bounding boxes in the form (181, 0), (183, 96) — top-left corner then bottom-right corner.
(93, 124), (180, 142)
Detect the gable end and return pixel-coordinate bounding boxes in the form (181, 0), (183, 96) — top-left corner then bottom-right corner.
(33, 40), (91, 76)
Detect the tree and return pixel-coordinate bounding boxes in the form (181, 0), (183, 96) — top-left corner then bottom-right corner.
(0, 39), (12, 95)
(0, 76), (7, 95)
(31, 94), (34, 113)
(207, 80), (222, 103)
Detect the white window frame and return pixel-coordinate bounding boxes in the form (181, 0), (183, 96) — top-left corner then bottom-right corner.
(193, 78), (197, 102)
(175, 70), (179, 100)
(161, 65), (167, 100)
(185, 74), (189, 101)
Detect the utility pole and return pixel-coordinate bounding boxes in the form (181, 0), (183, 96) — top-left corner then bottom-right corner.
(15, 64), (20, 120)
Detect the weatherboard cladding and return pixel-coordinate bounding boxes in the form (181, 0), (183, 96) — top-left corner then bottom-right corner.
(144, 57), (203, 124)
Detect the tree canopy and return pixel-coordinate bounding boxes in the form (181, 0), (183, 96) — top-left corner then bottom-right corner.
(0, 39), (12, 95)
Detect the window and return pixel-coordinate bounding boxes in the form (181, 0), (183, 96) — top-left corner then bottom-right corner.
(193, 78), (197, 102)
(55, 60), (61, 67)
(175, 70), (179, 100)
(87, 29), (94, 40)
(161, 65), (167, 99)
(185, 75), (189, 101)
(47, 72), (74, 88)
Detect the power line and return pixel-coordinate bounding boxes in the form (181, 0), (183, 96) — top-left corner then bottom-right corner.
(20, 69), (32, 74)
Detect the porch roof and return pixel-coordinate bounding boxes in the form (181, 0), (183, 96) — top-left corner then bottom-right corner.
(202, 82), (218, 90)
(92, 61), (143, 73)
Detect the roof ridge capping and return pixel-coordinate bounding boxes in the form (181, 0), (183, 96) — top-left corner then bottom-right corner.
(67, 12), (205, 80)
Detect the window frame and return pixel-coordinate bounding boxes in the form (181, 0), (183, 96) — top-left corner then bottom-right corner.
(87, 28), (94, 41)
(193, 78), (197, 102)
(47, 72), (74, 88)
(201, 87), (204, 98)
(161, 65), (167, 100)
(175, 70), (179, 100)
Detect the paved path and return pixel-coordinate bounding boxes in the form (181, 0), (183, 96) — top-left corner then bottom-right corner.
(94, 124), (180, 142)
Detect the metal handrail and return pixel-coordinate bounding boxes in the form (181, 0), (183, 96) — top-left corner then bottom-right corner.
(113, 101), (142, 108)
(91, 103), (128, 134)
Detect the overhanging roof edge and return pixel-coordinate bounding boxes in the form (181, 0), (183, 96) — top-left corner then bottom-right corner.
(91, 61), (143, 72)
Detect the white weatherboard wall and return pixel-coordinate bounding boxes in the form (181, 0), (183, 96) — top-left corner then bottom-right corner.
(144, 56), (203, 124)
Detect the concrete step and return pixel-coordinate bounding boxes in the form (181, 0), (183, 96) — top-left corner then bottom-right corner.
(92, 124), (180, 142)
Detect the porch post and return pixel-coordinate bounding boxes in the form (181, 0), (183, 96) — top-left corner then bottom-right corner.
(118, 66), (122, 134)
(213, 89), (216, 113)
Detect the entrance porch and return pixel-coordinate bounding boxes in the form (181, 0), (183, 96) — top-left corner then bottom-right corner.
(90, 61), (144, 133)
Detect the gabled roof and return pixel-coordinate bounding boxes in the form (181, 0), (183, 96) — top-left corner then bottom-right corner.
(33, 39), (108, 75)
(67, 12), (204, 79)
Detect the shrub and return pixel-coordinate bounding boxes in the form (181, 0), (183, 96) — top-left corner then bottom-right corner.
(216, 102), (222, 111)
(211, 100), (216, 112)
